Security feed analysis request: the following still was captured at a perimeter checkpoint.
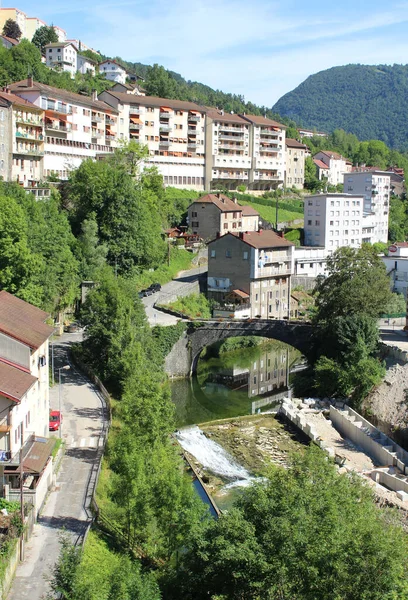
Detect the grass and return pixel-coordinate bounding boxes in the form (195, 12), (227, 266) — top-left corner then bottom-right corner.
(165, 293), (212, 319)
(50, 437), (63, 459)
(134, 247), (195, 290)
(237, 198), (303, 225)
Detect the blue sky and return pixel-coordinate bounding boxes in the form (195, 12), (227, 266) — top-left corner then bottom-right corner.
(13, 0), (408, 106)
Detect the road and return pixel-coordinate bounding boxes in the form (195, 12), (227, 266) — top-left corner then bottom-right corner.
(8, 332), (105, 600)
(142, 265), (207, 326)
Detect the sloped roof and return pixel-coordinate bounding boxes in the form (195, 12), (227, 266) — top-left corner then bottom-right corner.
(206, 109), (248, 125)
(0, 90), (41, 110)
(313, 159), (330, 170)
(317, 150), (345, 161)
(191, 193), (241, 212)
(0, 361), (37, 403)
(286, 138), (307, 149)
(208, 230), (294, 249)
(102, 90), (207, 113)
(0, 35), (19, 46)
(241, 205), (260, 216)
(241, 114), (286, 129)
(0, 291), (53, 349)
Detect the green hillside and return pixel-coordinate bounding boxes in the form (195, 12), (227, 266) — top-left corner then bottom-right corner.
(273, 64), (408, 150)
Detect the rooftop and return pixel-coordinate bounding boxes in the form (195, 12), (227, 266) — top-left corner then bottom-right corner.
(241, 204), (260, 217)
(208, 230), (294, 249)
(0, 361), (37, 403)
(102, 90), (207, 113)
(286, 138), (307, 149)
(0, 291), (53, 350)
(206, 109), (248, 125)
(0, 90), (42, 110)
(241, 114), (286, 129)
(44, 42), (77, 50)
(0, 35), (19, 46)
(316, 150), (346, 161)
(190, 193), (255, 214)
(313, 158), (330, 170)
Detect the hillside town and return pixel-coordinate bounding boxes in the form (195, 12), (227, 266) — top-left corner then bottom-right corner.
(1, 3), (408, 600)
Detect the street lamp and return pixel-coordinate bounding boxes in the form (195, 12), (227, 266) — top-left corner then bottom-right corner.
(58, 365), (70, 439)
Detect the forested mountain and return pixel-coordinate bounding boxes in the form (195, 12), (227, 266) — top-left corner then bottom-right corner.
(273, 64), (408, 150)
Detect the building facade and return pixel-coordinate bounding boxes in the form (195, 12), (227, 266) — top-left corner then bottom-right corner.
(77, 54), (96, 76)
(207, 230), (294, 319)
(285, 138), (307, 189)
(383, 243), (408, 298)
(187, 193), (259, 240)
(293, 246), (328, 278)
(10, 79), (118, 179)
(313, 150), (352, 185)
(303, 193), (364, 251)
(99, 60), (127, 84)
(344, 170), (391, 244)
(45, 42), (78, 78)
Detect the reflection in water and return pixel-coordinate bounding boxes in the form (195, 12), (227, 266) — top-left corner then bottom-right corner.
(171, 338), (304, 428)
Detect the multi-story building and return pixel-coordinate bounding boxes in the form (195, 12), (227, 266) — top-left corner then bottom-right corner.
(207, 230), (294, 319)
(77, 54), (96, 76)
(344, 170), (391, 244)
(99, 60), (127, 84)
(10, 79), (118, 179)
(313, 150), (352, 185)
(0, 8), (27, 37)
(187, 193), (259, 240)
(45, 42), (78, 78)
(303, 193), (364, 251)
(0, 89), (44, 185)
(100, 90), (206, 189)
(0, 291), (53, 456)
(293, 246), (328, 278)
(242, 114), (286, 191)
(383, 242), (408, 298)
(53, 25), (67, 42)
(25, 16), (46, 40)
(285, 138), (307, 189)
(204, 110), (251, 190)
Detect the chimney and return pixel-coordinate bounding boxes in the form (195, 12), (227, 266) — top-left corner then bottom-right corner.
(278, 231), (284, 238)
(233, 196), (237, 203)
(217, 192), (221, 199)
(216, 232), (221, 238)
(220, 109), (224, 116)
(91, 90), (98, 102)
(239, 231), (244, 239)
(27, 75), (33, 88)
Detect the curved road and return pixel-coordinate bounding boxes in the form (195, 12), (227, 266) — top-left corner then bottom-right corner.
(8, 332), (105, 600)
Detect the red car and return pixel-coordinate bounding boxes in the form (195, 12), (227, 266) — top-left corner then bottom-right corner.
(49, 410), (62, 431)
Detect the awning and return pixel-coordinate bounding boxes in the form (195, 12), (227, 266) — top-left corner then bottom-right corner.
(232, 289), (250, 299)
(272, 126), (280, 131)
(4, 437), (55, 475)
(129, 117), (141, 124)
(45, 110), (68, 122)
(160, 106), (171, 112)
(189, 110), (200, 115)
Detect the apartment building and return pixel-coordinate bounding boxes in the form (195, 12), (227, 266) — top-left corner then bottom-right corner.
(293, 246), (327, 278)
(313, 150), (352, 185)
(204, 110), (251, 190)
(100, 90), (206, 189)
(0, 8), (27, 37)
(187, 193), (259, 240)
(10, 79), (118, 179)
(45, 42), (78, 78)
(99, 60), (127, 84)
(303, 193), (364, 251)
(0, 89), (44, 185)
(242, 114), (286, 191)
(383, 243), (408, 298)
(207, 230), (294, 319)
(0, 291), (54, 456)
(285, 138), (307, 189)
(26, 16), (46, 40)
(77, 54), (96, 76)
(344, 170), (391, 244)
(53, 25), (67, 42)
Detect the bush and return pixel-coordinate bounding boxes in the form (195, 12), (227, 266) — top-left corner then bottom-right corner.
(166, 293), (212, 319)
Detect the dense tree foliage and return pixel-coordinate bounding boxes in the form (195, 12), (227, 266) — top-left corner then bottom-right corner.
(273, 64), (408, 150)
(2, 19), (22, 40)
(31, 25), (58, 55)
(168, 446), (408, 600)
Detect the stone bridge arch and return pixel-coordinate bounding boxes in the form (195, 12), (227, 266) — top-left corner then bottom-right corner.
(165, 320), (313, 378)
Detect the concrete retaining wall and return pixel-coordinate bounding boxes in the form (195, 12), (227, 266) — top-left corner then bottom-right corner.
(291, 276), (318, 291)
(330, 405), (408, 473)
(371, 469), (408, 499)
(159, 280), (201, 306)
(0, 539), (18, 600)
(379, 342), (408, 364)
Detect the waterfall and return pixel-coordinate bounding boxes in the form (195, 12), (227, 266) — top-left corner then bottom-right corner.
(176, 425), (253, 485)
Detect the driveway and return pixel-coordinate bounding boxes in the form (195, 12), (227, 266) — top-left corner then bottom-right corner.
(142, 265), (207, 326)
(7, 332), (105, 600)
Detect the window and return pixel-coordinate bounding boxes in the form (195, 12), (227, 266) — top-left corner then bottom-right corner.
(225, 249), (231, 258)
(223, 223), (228, 230)
(243, 251), (248, 260)
(210, 250), (216, 258)
(191, 211), (197, 217)
(307, 220), (312, 226)
(315, 220), (320, 226)
(191, 221), (199, 228)
(329, 220), (334, 226)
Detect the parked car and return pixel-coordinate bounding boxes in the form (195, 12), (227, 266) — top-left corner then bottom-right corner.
(148, 283), (161, 293)
(49, 410), (62, 431)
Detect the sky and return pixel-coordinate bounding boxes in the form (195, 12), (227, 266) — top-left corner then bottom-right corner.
(11, 0), (408, 107)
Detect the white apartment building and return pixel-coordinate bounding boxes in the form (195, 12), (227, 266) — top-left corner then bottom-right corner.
(100, 90), (206, 189)
(304, 193), (364, 251)
(0, 89), (44, 185)
(313, 150), (352, 185)
(293, 246), (327, 278)
(53, 25), (67, 42)
(383, 243), (408, 298)
(99, 60), (127, 84)
(45, 42), (77, 78)
(10, 79), (118, 180)
(204, 110), (251, 190)
(344, 170), (391, 244)
(77, 54), (96, 76)
(285, 138), (307, 189)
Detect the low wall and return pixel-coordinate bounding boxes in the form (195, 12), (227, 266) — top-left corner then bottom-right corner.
(0, 539), (18, 600)
(330, 405), (408, 473)
(379, 342), (408, 364)
(371, 469), (408, 499)
(291, 276), (318, 291)
(159, 280), (200, 306)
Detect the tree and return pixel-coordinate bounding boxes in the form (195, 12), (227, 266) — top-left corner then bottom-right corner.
(2, 19), (21, 40)
(46, 533), (82, 600)
(31, 25), (58, 55)
(171, 446), (408, 600)
(77, 215), (107, 280)
(314, 245), (392, 322)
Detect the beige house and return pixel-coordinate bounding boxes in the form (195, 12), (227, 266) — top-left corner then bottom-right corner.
(313, 150), (352, 185)
(187, 193), (259, 241)
(285, 138), (307, 189)
(207, 230), (294, 319)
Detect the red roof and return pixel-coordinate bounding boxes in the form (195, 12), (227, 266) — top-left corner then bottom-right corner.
(0, 91), (40, 110)
(313, 159), (329, 170)
(0, 291), (53, 349)
(0, 361), (37, 403)
(208, 230), (293, 249)
(191, 193), (242, 213)
(317, 150), (345, 161)
(0, 35), (19, 46)
(241, 205), (260, 217)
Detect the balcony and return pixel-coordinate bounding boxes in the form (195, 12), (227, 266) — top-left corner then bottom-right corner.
(129, 123), (142, 130)
(92, 130), (103, 138)
(187, 141), (198, 148)
(15, 117), (43, 127)
(45, 123), (71, 133)
(160, 111), (171, 118)
(260, 131), (279, 138)
(159, 140), (171, 146)
(188, 115), (200, 121)
(44, 104), (72, 115)
(92, 115), (103, 123)
(159, 125), (172, 132)
(218, 125), (245, 133)
(213, 172), (248, 180)
(15, 147), (44, 156)
(187, 128), (199, 135)
(129, 106), (140, 114)
(106, 118), (116, 125)
(257, 266), (291, 278)
(16, 132), (44, 142)
(218, 134), (244, 141)
(106, 133), (116, 140)
(254, 173), (280, 181)
(0, 414), (11, 434)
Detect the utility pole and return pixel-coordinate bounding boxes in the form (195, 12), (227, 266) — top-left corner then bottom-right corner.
(275, 194), (279, 231)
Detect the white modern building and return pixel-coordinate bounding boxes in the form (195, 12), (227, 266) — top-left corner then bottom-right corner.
(45, 42), (77, 78)
(344, 170), (391, 244)
(313, 150), (352, 185)
(99, 60), (127, 84)
(383, 243), (408, 298)
(293, 246), (328, 278)
(10, 78), (118, 180)
(304, 193), (364, 251)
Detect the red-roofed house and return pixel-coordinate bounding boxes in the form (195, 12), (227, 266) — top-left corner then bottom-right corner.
(314, 150), (352, 185)
(0, 291), (53, 461)
(187, 193), (259, 240)
(207, 230), (294, 319)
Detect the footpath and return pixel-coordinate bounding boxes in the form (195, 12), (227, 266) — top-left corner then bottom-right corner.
(7, 332), (105, 600)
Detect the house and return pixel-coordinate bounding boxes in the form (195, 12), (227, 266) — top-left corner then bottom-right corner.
(313, 150), (352, 185)
(303, 193), (364, 251)
(110, 82), (146, 96)
(344, 169), (391, 244)
(298, 128), (328, 139)
(76, 54), (96, 76)
(293, 246), (328, 279)
(290, 290), (314, 320)
(313, 158), (330, 182)
(187, 193), (259, 241)
(99, 60), (127, 84)
(0, 35), (19, 49)
(10, 78), (118, 180)
(207, 230), (294, 319)
(45, 42), (78, 78)
(0, 89), (45, 186)
(285, 138), (307, 189)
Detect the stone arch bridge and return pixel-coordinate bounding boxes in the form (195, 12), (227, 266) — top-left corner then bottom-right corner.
(165, 320), (313, 378)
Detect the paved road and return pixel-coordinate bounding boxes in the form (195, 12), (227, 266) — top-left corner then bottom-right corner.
(8, 332), (105, 600)
(142, 265), (207, 326)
